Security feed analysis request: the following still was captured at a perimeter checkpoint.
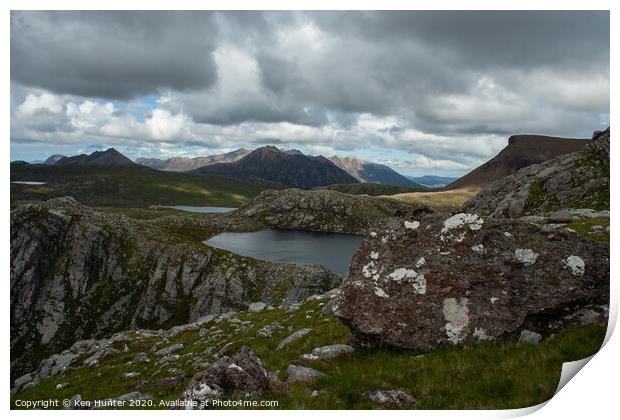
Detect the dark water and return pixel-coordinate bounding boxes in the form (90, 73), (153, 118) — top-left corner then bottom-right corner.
(204, 229), (364, 275)
(163, 205), (236, 213)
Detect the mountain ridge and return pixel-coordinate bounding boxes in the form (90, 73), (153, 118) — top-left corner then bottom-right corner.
(190, 146), (359, 189)
(443, 134), (589, 190)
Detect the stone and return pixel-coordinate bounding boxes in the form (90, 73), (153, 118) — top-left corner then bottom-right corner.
(286, 365), (325, 383)
(154, 343), (184, 357)
(549, 210), (573, 223)
(276, 328), (312, 351)
(13, 373), (33, 391)
(330, 213), (609, 352)
(519, 330), (542, 345)
(63, 394), (83, 410)
(248, 302), (267, 312)
(300, 344), (354, 361)
(180, 346), (269, 408)
(256, 321), (281, 338)
(366, 390), (416, 408)
(133, 352), (150, 363)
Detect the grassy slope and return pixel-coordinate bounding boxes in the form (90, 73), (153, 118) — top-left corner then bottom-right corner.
(12, 297), (606, 410)
(386, 188), (479, 212)
(10, 164), (282, 208)
(317, 183), (427, 196)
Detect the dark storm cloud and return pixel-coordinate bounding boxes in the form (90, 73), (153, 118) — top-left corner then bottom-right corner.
(11, 11), (219, 99)
(10, 11), (610, 172)
(312, 11), (609, 70)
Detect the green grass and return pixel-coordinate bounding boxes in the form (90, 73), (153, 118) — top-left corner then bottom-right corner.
(12, 297), (606, 410)
(567, 217), (609, 244)
(388, 188), (479, 212)
(10, 164), (282, 208)
(316, 183), (427, 196)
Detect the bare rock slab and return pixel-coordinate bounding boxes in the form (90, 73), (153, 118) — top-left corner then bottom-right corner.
(286, 365), (325, 383)
(276, 328), (311, 351)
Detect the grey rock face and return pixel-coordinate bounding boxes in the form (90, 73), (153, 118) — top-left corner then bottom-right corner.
(276, 328), (312, 351)
(286, 365), (325, 383)
(10, 198), (340, 380)
(248, 302), (267, 312)
(154, 343), (184, 357)
(256, 321), (281, 338)
(300, 344), (354, 361)
(464, 128), (610, 218)
(330, 213), (609, 352)
(366, 390), (416, 408)
(519, 330), (543, 345)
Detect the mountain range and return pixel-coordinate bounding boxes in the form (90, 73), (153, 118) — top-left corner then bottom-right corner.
(189, 146), (359, 189)
(444, 134), (589, 190)
(52, 148), (136, 167)
(327, 156), (419, 187)
(136, 148), (251, 172)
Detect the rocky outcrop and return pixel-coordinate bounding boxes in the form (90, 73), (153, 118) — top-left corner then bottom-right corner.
(11, 198), (340, 379)
(181, 346), (270, 407)
(328, 213), (609, 352)
(444, 134), (588, 190)
(231, 188), (427, 234)
(464, 128), (609, 218)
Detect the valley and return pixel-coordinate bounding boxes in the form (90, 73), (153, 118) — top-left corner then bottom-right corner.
(9, 128), (610, 409)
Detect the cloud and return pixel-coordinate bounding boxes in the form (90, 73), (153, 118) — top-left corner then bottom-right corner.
(10, 11), (219, 99)
(10, 11), (610, 175)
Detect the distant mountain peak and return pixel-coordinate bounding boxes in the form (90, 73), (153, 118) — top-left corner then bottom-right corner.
(191, 146), (359, 189)
(327, 155), (422, 188)
(55, 148), (135, 167)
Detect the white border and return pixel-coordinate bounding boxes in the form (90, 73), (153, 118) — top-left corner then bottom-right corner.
(2, 2), (616, 419)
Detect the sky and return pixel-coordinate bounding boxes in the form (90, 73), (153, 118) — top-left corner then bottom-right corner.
(10, 11), (609, 177)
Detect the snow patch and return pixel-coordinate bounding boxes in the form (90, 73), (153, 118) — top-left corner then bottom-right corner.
(370, 251), (379, 260)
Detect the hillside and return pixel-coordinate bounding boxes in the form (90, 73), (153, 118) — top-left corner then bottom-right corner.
(136, 148), (251, 172)
(315, 182), (425, 196)
(191, 146), (359, 189)
(328, 156), (422, 188)
(444, 134), (588, 190)
(10, 162), (282, 208)
(43, 154), (66, 165)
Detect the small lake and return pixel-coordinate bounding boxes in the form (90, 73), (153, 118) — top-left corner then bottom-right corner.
(162, 205), (237, 213)
(11, 181), (47, 185)
(204, 229), (364, 276)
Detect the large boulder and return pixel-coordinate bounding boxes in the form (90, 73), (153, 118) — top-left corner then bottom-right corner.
(328, 213), (609, 352)
(181, 346), (269, 407)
